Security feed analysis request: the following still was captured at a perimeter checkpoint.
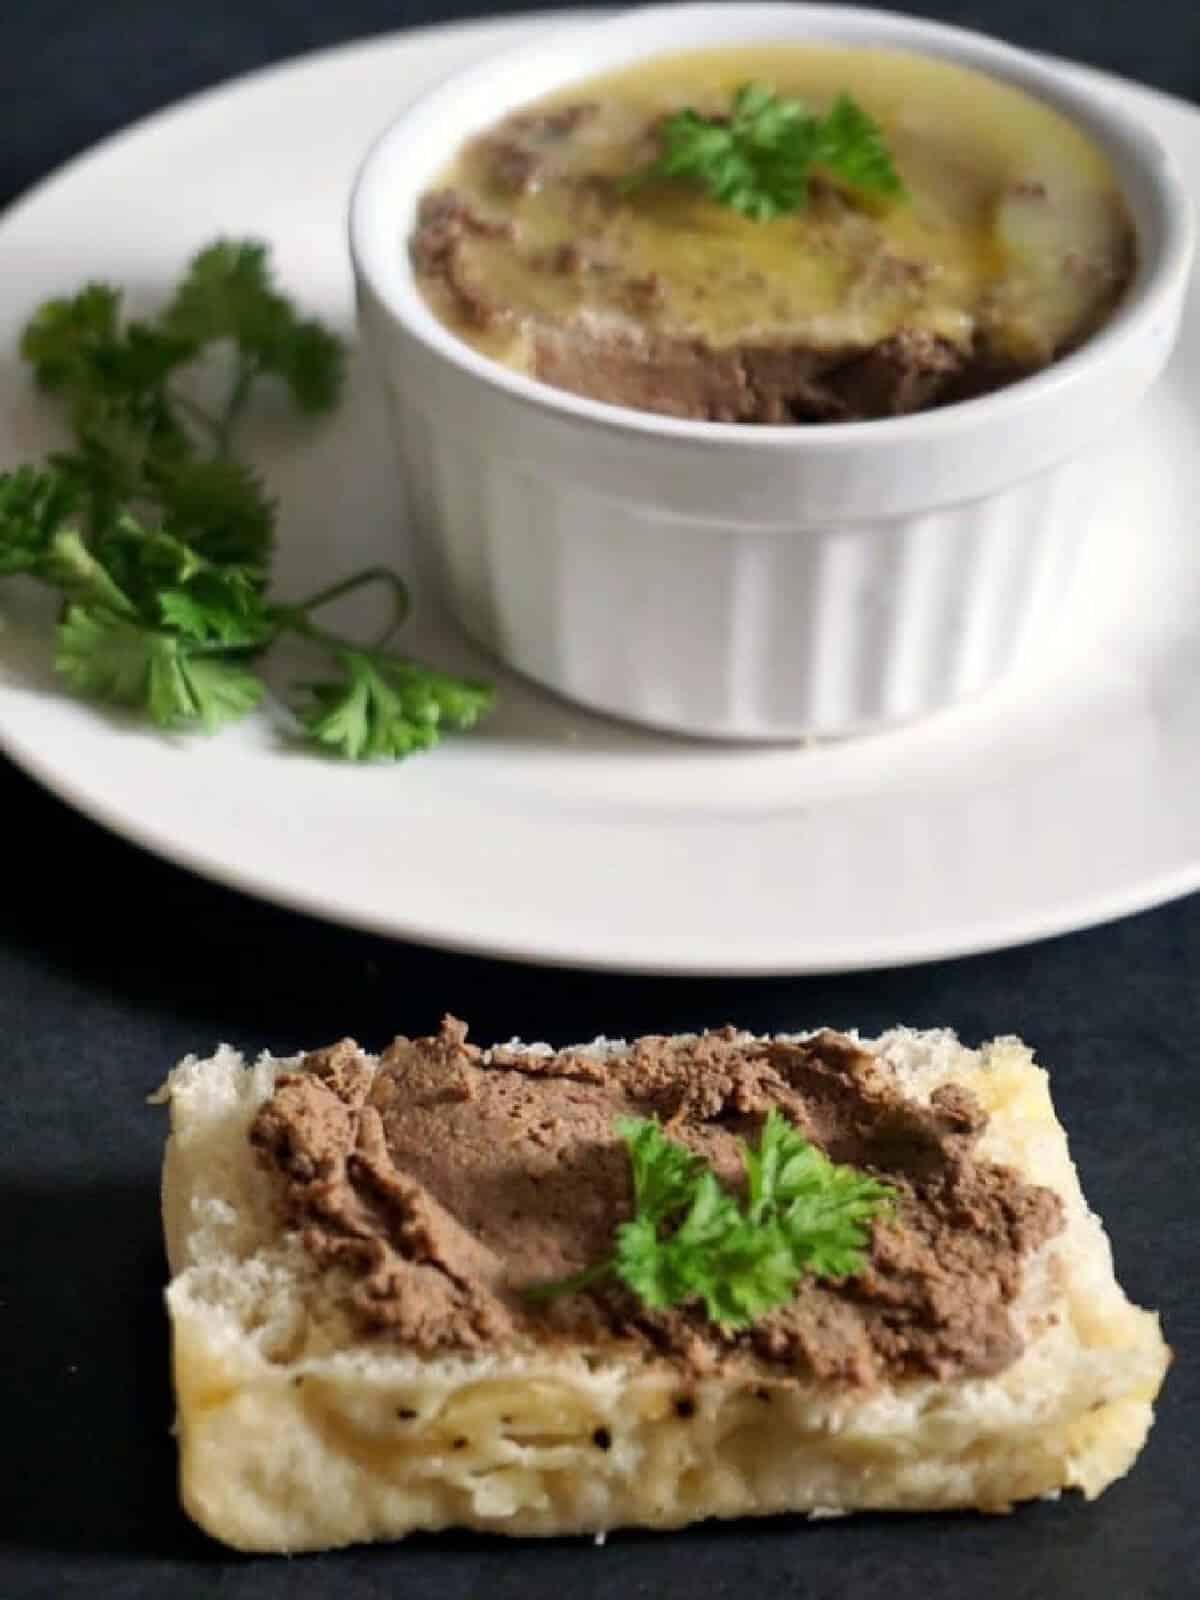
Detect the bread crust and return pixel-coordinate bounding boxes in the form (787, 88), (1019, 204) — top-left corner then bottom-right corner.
(160, 1030), (1169, 1553)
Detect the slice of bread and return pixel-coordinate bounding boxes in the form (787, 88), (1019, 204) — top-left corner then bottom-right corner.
(160, 1028), (1168, 1553)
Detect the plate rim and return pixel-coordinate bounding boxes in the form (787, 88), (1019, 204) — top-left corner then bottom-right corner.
(6, 708), (1199, 974)
(0, 9), (1197, 975)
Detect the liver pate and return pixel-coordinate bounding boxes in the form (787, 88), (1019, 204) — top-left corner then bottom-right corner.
(250, 1019), (1064, 1389)
(409, 45), (1135, 424)
(527, 320), (969, 424)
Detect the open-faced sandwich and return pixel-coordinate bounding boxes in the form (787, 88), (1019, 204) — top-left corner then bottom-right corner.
(159, 1019), (1168, 1552)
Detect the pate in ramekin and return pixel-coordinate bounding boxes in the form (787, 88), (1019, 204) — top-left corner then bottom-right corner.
(350, 3), (1193, 740)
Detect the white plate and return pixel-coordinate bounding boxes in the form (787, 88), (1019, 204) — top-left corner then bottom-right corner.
(0, 14), (1197, 974)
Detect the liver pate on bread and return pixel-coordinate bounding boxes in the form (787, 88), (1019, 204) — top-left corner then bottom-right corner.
(160, 1022), (1168, 1553)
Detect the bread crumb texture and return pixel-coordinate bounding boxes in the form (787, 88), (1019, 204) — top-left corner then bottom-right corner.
(160, 1030), (1168, 1552)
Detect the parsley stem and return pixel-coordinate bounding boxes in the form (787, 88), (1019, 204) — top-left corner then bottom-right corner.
(168, 389), (224, 448)
(216, 356), (258, 457)
(276, 566), (411, 654)
(523, 1260), (612, 1303)
(291, 567), (409, 620)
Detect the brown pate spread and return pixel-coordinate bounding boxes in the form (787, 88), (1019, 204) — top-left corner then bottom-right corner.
(250, 1019), (1063, 1388)
(411, 48), (1136, 424)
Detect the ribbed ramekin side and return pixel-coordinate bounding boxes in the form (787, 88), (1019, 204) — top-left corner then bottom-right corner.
(396, 406), (1096, 739)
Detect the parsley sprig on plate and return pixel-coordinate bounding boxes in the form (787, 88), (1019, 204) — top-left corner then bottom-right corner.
(0, 241), (493, 759)
(622, 81), (907, 221)
(529, 1109), (895, 1328)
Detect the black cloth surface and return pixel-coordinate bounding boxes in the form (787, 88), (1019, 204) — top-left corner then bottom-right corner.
(1, 4), (1197, 1597)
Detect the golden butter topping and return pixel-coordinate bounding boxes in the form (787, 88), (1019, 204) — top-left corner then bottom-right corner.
(414, 45), (1134, 418)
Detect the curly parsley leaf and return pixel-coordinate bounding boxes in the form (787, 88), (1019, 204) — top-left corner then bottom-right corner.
(164, 240), (345, 417)
(528, 1109), (896, 1329)
(148, 455), (275, 569)
(56, 606), (160, 707)
(622, 81), (906, 221)
(56, 604), (265, 730)
(44, 525), (139, 614)
(0, 466), (79, 576)
(614, 1168), (802, 1326)
(811, 94), (908, 203)
(23, 288), (196, 459)
(81, 514), (207, 617)
(157, 567), (274, 648)
(620, 1114), (708, 1224)
(742, 1108), (897, 1279)
(166, 652), (267, 730)
(20, 284), (124, 393)
(295, 649), (495, 763)
(295, 652), (423, 762)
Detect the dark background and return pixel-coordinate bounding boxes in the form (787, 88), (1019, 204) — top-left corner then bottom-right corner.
(1, 4), (1197, 1597)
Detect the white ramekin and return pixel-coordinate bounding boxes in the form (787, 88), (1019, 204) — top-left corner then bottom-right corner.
(350, 4), (1194, 740)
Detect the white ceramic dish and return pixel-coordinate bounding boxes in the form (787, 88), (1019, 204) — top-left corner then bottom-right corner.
(351, 3), (1193, 741)
(0, 13), (1197, 974)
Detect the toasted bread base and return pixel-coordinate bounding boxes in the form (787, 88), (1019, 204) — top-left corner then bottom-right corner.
(160, 1030), (1168, 1553)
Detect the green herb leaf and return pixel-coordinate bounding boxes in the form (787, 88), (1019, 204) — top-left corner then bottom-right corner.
(4, 239), (492, 759)
(81, 513), (206, 617)
(20, 284), (124, 393)
(622, 81), (906, 221)
(149, 456), (275, 569)
(164, 240), (345, 415)
(44, 526), (139, 615)
(811, 93), (908, 203)
(56, 604), (265, 730)
(168, 652), (267, 730)
(0, 466), (79, 576)
(528, 1108), (896, 1329)
(618, 1113), (708, 1223)
(22, 287), (196, 458)
(743, 1108), (897, 1279)
(56, 605), (162, 708)
(295, 649), (495, 762)
(157, 567), (274, 649)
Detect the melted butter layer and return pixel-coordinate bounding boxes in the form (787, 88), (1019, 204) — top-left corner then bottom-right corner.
(420, 44), (1134, 367)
